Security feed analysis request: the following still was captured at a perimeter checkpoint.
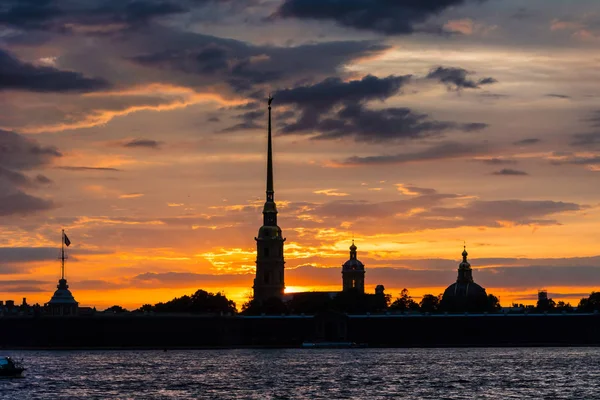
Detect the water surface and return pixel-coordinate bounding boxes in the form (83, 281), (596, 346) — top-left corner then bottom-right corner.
(1, 348), (599, 399)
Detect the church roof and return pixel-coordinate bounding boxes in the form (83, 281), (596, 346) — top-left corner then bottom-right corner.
(443, 281), (487, 299)
(343, 258), (364, 271)
(343, 240), (364, 271)
(442, 246), (486, 299)
(48, 279), (78, 305)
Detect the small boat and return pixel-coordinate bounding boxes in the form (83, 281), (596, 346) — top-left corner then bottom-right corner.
(0, 357), (25, 377)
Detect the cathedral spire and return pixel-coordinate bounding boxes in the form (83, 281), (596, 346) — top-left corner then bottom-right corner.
(262, 95), (278, 227)
(254, 95), (285, 302)
(266, 95), (274, 203)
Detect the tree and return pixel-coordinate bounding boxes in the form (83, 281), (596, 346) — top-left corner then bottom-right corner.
(487, 294), (502, 312)
(137, 304), (154, 312)
(578, 292), (600, 312)
(419, 294), (441, 313)
(555, 301), (573, 312)
(389, 288), (419, 312)
(536, 296), (556, 312)
(137, 289), (237, 314)
(104, 305), (128, 313)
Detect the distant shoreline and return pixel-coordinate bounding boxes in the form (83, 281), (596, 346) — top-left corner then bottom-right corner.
(4, 343), (600, 351)
(2, 313), (600, 349)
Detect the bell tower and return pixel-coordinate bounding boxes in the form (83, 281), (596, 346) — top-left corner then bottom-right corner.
(253, 96), (286, 303)
(457, 245), (473, 283)
(342, 240), (365, 293)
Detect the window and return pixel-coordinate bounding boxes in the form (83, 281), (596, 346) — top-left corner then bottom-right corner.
(264, 247), (270, 257)
(265, 272), (271, 284)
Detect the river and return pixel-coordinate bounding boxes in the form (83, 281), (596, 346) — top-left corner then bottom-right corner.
(1, 348), (599, 399)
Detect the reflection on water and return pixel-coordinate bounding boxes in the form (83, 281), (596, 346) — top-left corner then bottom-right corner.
(1, 348), (599, 399)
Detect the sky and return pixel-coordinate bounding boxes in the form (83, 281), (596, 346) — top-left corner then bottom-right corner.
(1, 0), (600, 310)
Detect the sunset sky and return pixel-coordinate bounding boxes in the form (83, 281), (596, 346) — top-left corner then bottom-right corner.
(1, 0), (600, 310)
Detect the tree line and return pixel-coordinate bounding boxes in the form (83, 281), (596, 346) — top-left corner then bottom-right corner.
(100, 289), (600, 316)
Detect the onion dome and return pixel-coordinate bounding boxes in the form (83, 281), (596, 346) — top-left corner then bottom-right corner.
(442, 246), (487, 310)
(459, 246), (471, 270)
(343, 240), (364, 271)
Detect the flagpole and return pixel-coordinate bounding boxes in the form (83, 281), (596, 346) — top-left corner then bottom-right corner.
(61, 229), (65, 280)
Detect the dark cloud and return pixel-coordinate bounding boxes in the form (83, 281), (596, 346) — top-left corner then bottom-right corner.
(514, 138), (540, 146)
(130, 272), (252, 288)
(57, 166), (122, 172)
(0, 247), (109, 264)
(132, 37), (388, 93)
(274, 0), (481, 35)
(35, 174), (53, 184)
(1, 286), (48, 293)
(0, 130), (61, 216)
(492, 169), (529, 176)
(570, 132), (600, 147)
(73, 280), (124, 291)
(287, 186), (583, 234)
(0, 192), (54, 216)
(428, 199), (581, 228)
(550, 155), (600, 167)
(461, 122), (489, 132)
(0, 265), (24, 274)
(0, 0), (189, 34)
(511, 8), (533, 20)
(426, 66), (497, 90)
(0, 168), (52, 188)
(268, 75), (486, 142)
(0, 48), (110, 93)
(586, 111), (600, 128)
(545, 93), (571, 99)
(219, 109), (265, 133)
(0, 279), (51, 294)
(0, 130), (61, 170)
(123, 138), (162, 149)
(478, 158), (517, 165)
(276, 75), (411, 111)
(307, 104), (459, 143)
(479, 266), (600, 290)
(340, 141), (488, 165)
(287, 262), (600, 293)
(0, 167), (33, 188)
(0, 247), (59, 263)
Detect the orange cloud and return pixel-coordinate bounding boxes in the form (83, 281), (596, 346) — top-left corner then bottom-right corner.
(20, 84), (246, 134)
(444, 19), (497, 36)
(313, 189), (349, 197)
(119, 193), (144, 199)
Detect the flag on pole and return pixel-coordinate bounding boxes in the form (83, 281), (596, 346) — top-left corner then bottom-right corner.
(63, 232), (71, 247)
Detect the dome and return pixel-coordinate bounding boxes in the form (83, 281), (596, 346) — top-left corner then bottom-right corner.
(48, 279), (78, 305)
(443, 281), (486, 299)
(441, 246), (488, 312)
(343, 241), (364, 271)
(343, 258), (364, 271)
(459, 246), (470, 269)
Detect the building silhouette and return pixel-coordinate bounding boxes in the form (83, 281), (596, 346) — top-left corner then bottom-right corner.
(253, 96), (286, 303)
(46, 230), (78, 316)
(441, 246), (488, 312)
(342, 240), (365, 293)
